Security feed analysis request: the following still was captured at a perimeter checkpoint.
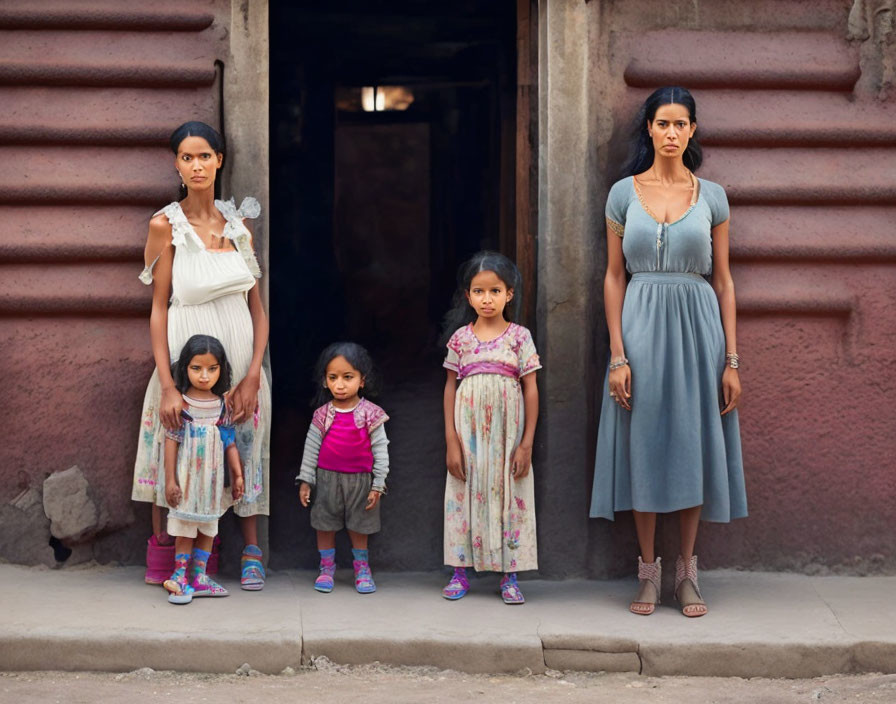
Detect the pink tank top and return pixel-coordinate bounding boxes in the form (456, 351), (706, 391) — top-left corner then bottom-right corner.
(317, 409), (374, 473)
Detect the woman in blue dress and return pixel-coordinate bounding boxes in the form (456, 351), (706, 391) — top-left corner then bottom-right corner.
(590, 87), (747, 618)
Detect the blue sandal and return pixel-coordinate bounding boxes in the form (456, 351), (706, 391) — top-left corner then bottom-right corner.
(240, 545), (265, 591)
(353, 560), (376, 594)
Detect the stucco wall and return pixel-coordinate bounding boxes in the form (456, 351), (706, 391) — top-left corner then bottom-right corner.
(0, 0), (262, 566)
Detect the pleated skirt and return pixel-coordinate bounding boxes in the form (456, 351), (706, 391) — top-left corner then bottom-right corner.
(590, 272), (747, 523)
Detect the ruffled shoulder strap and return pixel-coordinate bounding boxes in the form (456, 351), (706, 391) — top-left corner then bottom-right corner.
(153, 201), (203, 252)
(215, 196), (262, 279)
(138, 201), (196, 284)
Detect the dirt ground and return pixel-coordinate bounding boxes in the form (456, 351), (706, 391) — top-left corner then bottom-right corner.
(2, 662), (895, 704)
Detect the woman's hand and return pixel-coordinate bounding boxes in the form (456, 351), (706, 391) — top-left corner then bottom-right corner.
(299, 482), (312, 507)
(159, 385), (184, 432)
(231, 474), (244, 501)
(608, 365), (632, 411)
(510, 444), (532, 479)
(228, 372), (260, 424)
(365, 490), (382, 511)
(165, 481), (182, 507)
(446, 436), (466, 481)
(721, 367), (741, 415)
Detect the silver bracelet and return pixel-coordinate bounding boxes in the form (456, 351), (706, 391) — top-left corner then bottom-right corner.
(609, 356), (629, 370)
(726, 352), (740, 369)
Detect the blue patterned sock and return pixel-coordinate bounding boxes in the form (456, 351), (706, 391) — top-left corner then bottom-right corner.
(319, 548), (336, 560)
(351, 548), (369, 563)
(190, 548), (211, 581)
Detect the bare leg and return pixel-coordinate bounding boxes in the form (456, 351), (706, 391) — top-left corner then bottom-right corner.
(174, 536), (194, 557)
(677, 505), (706, 617)
(678, 505), (701, 561)
(317, 530), (337, 550)
(631, 510), (659, 614)
(632, 510), (657, 562)
(151, 504), (163, 537)
(195, 532), (214, 553)
(151, 505), (173, 543)
(240, 514), (258, 548)
(347, 531), (369, 550)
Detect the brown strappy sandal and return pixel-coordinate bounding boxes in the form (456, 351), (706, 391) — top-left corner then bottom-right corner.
(630, 556), (661, 615)
(675, 555), (707, 617)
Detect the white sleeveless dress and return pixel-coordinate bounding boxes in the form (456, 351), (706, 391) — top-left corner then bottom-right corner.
(132, 197), (271, 517)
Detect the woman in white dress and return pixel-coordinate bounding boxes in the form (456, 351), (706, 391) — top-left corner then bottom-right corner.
(132, 121), (271, 590)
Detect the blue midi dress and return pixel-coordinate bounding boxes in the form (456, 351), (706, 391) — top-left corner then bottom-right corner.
(589, 176), (747, 523)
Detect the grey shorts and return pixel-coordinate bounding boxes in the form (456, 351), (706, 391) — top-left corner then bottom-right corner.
(310, 469), (381, 534)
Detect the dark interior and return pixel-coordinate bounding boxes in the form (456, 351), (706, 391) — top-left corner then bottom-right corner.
(268, 0), (518, 568)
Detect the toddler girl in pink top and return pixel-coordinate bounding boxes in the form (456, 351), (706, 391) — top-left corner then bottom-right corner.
(297, 343), (389, 594)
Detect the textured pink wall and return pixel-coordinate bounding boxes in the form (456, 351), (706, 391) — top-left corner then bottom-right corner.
(0, 0), (226, 560)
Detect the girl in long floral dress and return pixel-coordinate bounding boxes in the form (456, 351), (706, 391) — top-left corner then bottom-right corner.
(441, 251), (541, 604)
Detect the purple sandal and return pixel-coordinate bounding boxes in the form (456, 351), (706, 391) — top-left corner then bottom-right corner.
(442, 568), (470, 600)
(500, 573), (525, 605)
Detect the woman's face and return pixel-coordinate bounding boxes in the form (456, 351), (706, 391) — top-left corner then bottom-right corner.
(175, 136), (223, 194)
(647, 103), (696, 163)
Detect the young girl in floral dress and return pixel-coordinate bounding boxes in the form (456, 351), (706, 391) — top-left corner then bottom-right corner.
(163, 334), (244, 605)
(441, 251), (541, 604)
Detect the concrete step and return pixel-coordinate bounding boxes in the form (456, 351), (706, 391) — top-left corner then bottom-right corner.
(625, 31), (859, 91)
(2, 565), (895, 678)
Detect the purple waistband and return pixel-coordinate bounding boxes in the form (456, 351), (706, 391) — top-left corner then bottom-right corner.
(457, 362), (520, 381)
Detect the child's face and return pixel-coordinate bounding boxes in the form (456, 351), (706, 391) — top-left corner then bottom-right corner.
(324, 355), (364, 407)
(466, 270), (513, 321)
(187, 352), (221, 393)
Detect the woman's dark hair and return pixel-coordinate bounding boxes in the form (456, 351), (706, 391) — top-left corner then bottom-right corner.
(171, 334), (232, 398)
(620, 86), (702, 178)
(440, 250), (522, 346)
(312, 341), (380, 407)
(169, 121), (226, 200)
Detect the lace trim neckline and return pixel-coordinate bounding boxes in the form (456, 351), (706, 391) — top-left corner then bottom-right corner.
(632, 171), (701, 226)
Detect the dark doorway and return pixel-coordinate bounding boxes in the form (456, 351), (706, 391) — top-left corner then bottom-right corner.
(269, 1), (520, 569)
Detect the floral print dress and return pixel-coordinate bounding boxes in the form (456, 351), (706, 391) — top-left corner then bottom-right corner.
(443, 323), (542, 572)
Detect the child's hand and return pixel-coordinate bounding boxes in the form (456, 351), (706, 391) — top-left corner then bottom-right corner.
(299, 482), (312, 508)
(446, 437), (466, 481)
(365, 490), (382, 511)
(165, 481), (182, 507)
(511, 444), (532, 479)
(232, 474), (244, 501)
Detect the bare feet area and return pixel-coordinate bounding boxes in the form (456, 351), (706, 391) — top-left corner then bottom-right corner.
(2, 663), (895, 704)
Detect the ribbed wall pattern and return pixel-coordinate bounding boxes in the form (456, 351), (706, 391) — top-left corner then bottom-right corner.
(0, 0), (228, 550)
(613, 1), (896, 569)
